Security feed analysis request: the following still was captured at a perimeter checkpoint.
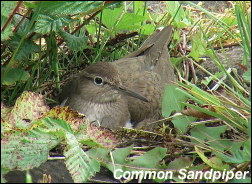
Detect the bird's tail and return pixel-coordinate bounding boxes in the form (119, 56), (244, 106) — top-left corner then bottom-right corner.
(124, 25), (176, 83)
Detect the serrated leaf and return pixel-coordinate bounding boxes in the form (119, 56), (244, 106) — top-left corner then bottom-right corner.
(1, 130), (60, 170)
(44, 106), (87, 131)
(59, 30), (87, 51)
(6, 91), (49, 128)
(78, 123), (119, 149)
(35, 14), (71, 34)
(64, 132), (100, 182)
(42, 117), (73, 134)
(39, 1), (104, 16)
(12, 14), (31, 36)
(1, 1), (17, 17)
(162, 84), (188, 117)
(1, 67), (30, 86)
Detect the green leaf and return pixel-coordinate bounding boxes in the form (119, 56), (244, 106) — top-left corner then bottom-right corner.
(35, 14), (71, 34)
(1, 130), (60, 170)
(85, 24), (97, 35)
(162, 84), (188, 117)
(86, 147), (110, 161)
(172, 115), (196, 134)
(12, 14), (32, 36)
(1, 16), (13, 41)
(217, 139), (251, 164)
(166, 157), (193, 170)
(7, 91), (50, 128)
(189, 32), (207, 61)
(191, 124), (229, 151)
(229, 177), (251, 183)
(1, 168), (9, 183)
(43, 118), (73, 134)
(59, 30), (87, 51)
(39, 1), (104, 16)
(141, 24), (155, 35)
(130, 147), (167, 168)
(1, 1), (17, 17)
(101, 8), (123, 30)
(112, 145), (134, 163)
(64, 132), (100, 182)
(105, 145), (134, 178)
(115, 13), (146, 31)
(23, 1), (38, 9)
(1, 67), (30, 86)
(242, 69), (251, 83)
(170, 57), (184, 65)
(195, 146), (230, 171)
(166, 1), (184, 22)
(8, 34), (40, 61)
(78, 123), (119, 149)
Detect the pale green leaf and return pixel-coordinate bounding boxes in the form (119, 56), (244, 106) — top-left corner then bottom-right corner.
(59, 30), (87, 51)
(35, 14), (71, 34)
(242, 69), (251, 83)
(195, 146), (230, 171)
(191, 124), (230, 151)
(162, 84), (188, 117)
(101, 8), (123, 30)
(172, 115), (196, 134)
(1, 1), (17, 17)
(130, 147), (167, 168)
(115, 13), (146, 31)
(189, 32), (207, 61)
(64, 132), (100, 182)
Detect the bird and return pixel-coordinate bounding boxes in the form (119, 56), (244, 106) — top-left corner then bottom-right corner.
(59, 25), (176, 129)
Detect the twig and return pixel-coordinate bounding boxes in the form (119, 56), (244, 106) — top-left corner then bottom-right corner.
(1, 1), (23, 32)
(13, 9), (31, 32)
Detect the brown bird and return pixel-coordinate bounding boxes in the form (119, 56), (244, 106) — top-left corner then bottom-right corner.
(59, 25), (176, 129)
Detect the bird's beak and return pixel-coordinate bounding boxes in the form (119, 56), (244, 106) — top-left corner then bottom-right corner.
(117, 85), (148, 102)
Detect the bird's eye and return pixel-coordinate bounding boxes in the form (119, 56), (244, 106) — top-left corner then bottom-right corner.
(94, 76), (103, 85)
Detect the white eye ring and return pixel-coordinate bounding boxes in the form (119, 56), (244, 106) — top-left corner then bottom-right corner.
(94, 76), (103, 85)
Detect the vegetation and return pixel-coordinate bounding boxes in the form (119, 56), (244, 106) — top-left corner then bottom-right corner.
(1, 1), (251, 183)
